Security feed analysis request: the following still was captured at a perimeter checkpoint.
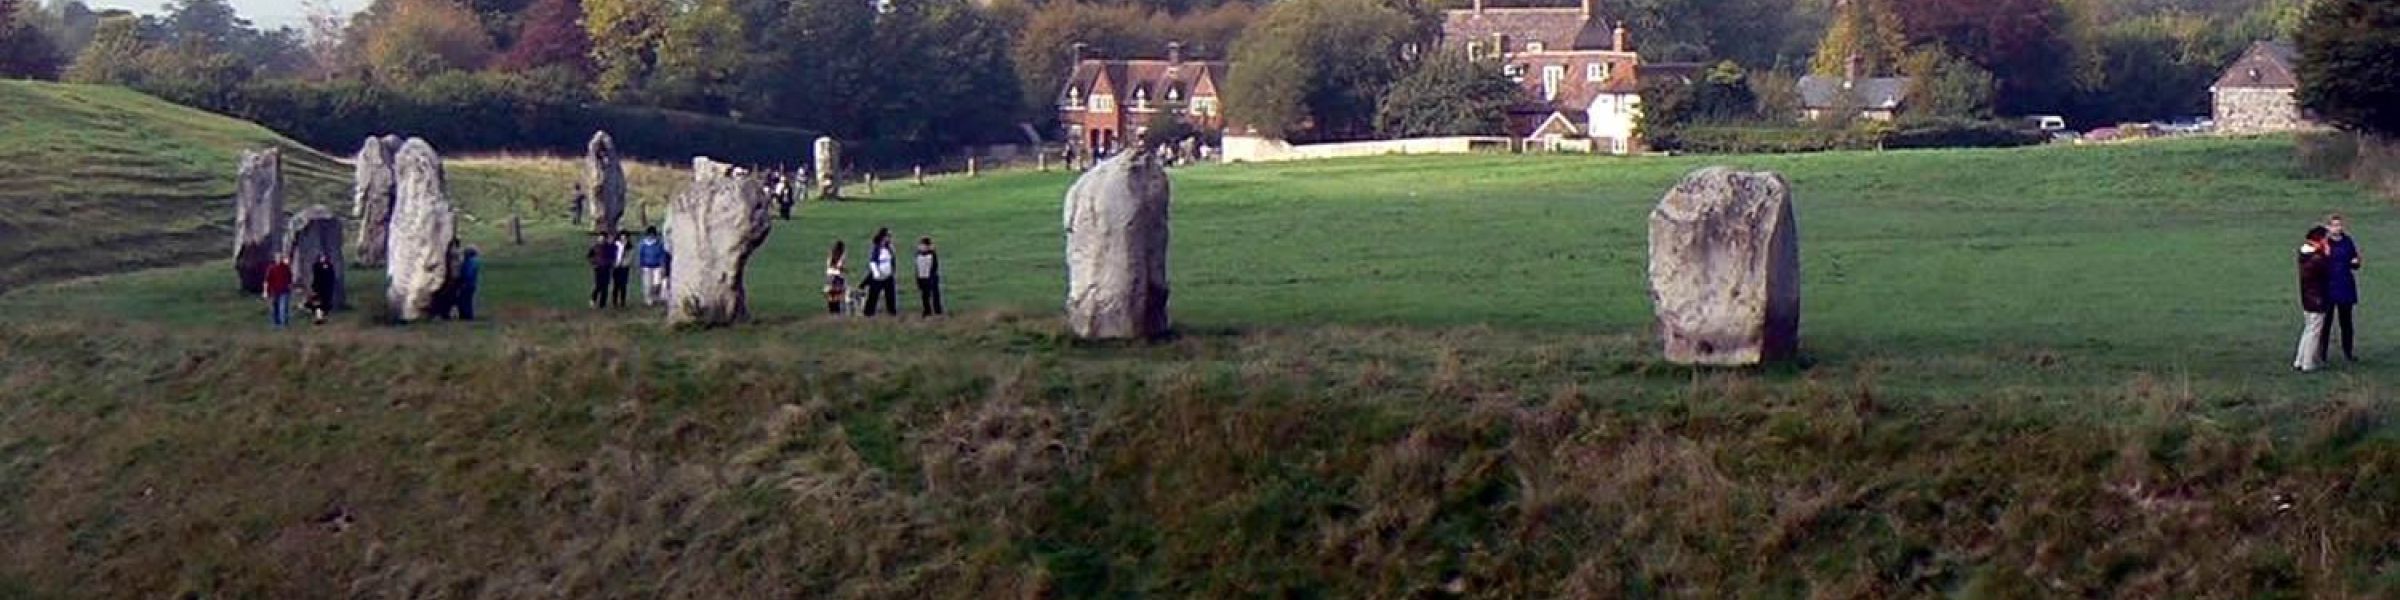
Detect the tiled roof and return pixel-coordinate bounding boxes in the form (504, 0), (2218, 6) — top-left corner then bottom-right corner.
(1796, 75), (1911, 110)
(1059, 59), (1230, 108)
(1503, 51), (1639, 136)
(2213, 41), (2299, 90)
(1440, 8), (1614, 53)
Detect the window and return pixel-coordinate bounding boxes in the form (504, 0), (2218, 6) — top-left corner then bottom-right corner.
(1587, 62), (1611, 82)
(1466, 41), (1484, 61)
(1542, 65), (1565, 101)
(1190, 97), (1218, 116)
(1134, 87), (1149, 110)
(1065, 88), (1082, 108)
(1090, 94), (1115, 113)
(1526, 42), (1545, 53)
(1504, 63), (1525, 80)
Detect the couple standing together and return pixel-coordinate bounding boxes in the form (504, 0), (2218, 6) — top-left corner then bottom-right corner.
(2295, 214), (2365, 373)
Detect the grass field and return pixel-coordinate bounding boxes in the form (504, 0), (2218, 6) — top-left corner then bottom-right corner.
(5, 81), (2400, 597)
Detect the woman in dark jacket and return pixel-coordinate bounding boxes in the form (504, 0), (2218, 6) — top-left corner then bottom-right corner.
(2296, 226), (2333, 372)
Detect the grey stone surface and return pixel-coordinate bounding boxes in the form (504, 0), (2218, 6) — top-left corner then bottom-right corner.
(232, 148), (285, 293)
(385, 138), (455, 322)
(351, 135), (400, 266)
(1647, 167), (1801, 365)
(1062, 152), (1172, 339)
(665, 157), (774, 326)
(813, 136), (841, 199)
(587, 131), (627, 233)
(285, 204), (346, 309)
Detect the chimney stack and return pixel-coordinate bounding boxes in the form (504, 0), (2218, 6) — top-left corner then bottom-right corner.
(1473, 0), (1483, 15)
(1167, 41), (1183, 64)
(1072, 42), (1089, 63)
(1613, 21), (1628, 53)
(1844, 53), (1863, 87)
(1581, 0), (1594, 21)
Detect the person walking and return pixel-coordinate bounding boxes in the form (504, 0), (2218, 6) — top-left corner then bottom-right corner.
(915, 236), (944, 317)
(263, 253), (294, 329)
(2322, 213), (2364, 362)
(586, 231), (616, 309)
(609, 232), (633, 308)
(863, 228), (898, 317)
(307, 253), (338, 324)
(2297, 226), (2335, 373)
(639, 227), (670, 306)
(435, 238), (464, 319)
(456, 246), (482, 321)
(824, 240), (849, 315)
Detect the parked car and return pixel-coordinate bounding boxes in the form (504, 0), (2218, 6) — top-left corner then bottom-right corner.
(2026, 115), (2069, 133)
(2084, 127), (2122, 143)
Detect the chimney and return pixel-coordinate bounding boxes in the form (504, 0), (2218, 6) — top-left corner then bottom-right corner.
(1613, 21), (1628, 53)
(1491, 33), (1508, 58)
(1473, 0), (1483, 15)
(1581, 0), (1594, 21)
(1167, 41), (1183, 64)
(1844, 53), (1863, 88)
(1072, 42), (1089, 63)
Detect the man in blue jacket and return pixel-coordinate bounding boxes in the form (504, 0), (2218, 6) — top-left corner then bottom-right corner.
(2322, 214), (2365, 362)
(639, 226), (670, 306)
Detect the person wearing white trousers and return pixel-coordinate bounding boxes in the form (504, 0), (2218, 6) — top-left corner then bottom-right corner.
(2296, 227), (2333, 372)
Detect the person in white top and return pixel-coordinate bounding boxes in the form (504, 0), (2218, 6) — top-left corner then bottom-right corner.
(863, 227), (899, 317)
(915, 236), (943, 317)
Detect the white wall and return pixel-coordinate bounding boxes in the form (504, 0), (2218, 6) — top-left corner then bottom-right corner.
(1220, 136), (1516, 163)
(1585, 93), (1642, 155)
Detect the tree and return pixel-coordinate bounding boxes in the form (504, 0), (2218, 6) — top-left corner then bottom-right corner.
(156, 0), (244, 50)
(1810, 0), (1908, 76)
(1690, 60), (1758, 121)
(1373, 50), (1514, 137)
(1011, 2), (1159, 118)
(2, 0), (66, 78)
(64, 12), (143, 83)
(2296, 0), (2400, 138)
(360, 0), (494, 83)
(651, 0), (745, 113)
(1223, 0), (1414, 141)
(1899, 46), (1993, 119)
(1890, 0), (2074, 115)
(492, 0), (590, 73)
(582, 0), (670, 101)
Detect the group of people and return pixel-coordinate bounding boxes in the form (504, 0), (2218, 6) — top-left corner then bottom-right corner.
(587, 227), (672, 309)
(823, 227), (943, 318)
(260, 252), (342, 328)
(2295, 213), (2366, 373)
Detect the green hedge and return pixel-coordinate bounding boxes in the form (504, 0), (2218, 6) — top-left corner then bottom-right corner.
(1651, 118), (2047, 154)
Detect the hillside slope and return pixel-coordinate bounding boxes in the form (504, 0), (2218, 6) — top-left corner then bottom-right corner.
(0, 81), (349, 293)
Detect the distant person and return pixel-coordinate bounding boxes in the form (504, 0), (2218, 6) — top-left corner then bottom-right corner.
(569, 183), (587, 224)
(2322, 213), (2364, 362)
(456, 246), (482, 321)
(2297, 226), (2334, 373)
(263, 253), (294, 329)
(586, 231), (616, 309)
(639, 227), (670, 306)
(863, 228), (898, 317)
(307, 254), (337, 324)
(435, 238), (464, 319)
(824, 240), (849, 315)
(610, 232), (633, 308)
(916, 236), (943, 317)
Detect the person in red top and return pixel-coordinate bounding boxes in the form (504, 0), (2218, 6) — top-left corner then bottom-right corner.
(263, 254), (295, 329)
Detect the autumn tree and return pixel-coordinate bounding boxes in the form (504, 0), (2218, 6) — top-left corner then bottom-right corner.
(492, 0), (589, 73)
(65, 12), (145, 83)
(582, 0), (669, 101)
(1890, 0), (2073, 115)
(1810, 0), (1907, 76)
(359, 0), (494, 83)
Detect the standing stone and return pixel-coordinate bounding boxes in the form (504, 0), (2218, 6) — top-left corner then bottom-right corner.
(1646, 167), (1801, 366)
(587, 131), (627, 234)
(232, 148), (285, 293)
(385, 138), (455, 322)
(351, 135), (401, 267)
(1063, 152), (1172, 339)
(665, 157), (774, 326)
(285, 204), (347, 309)
(813, 136), (841, 199)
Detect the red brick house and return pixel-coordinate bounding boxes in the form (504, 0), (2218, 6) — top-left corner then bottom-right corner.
(1441, 0), (1646, 153)
(1057, 43), (1230, 157)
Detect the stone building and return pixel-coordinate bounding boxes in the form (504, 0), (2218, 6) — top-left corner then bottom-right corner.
(2211, 41), (2318, 135)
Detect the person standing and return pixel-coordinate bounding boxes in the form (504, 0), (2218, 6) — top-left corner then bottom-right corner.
(2297, 226), (2335, 373)
(456, 246), (482, 321)
(863, 228), (898, 317)
(569, 183), (587, 225)
(308, 254), (338, 324)
(2322, 213), (2364, 362)
(639, 227), (670, 306)
(435, 238), (464, 319)
(263, 254), (294, 329)
(586, 231), (616, 309)
(610, 232), (633, 308)
(916, 236), (944, 317)
(824, 240), (849, 315)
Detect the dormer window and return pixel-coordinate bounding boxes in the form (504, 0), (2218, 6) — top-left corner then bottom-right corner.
(1134, 87), (1149, 109)
(1526, 42), (1545, 53)
(1066, 87), (1082, 108)
(1168, 85), (1184, 102)
(2248, 68), (2261, 82)
(1587, 62), (1610, 82)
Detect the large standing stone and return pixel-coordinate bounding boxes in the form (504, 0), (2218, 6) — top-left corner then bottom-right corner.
(385, 138), (455, 322)
(665, 158), (774, 326)
(587, 131), (627, 234)
(813, 136), (842, 199)
(1646, 167), (1801, 366)
(1062, 152), (1171, 339)
(351, 135), (400, 267)
(231, 148), (285, 293)
(285, 204), (347, 309)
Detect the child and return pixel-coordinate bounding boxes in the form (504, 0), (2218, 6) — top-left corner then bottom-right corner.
(916, 236), (944, 317)
(824, 240), (849, 315)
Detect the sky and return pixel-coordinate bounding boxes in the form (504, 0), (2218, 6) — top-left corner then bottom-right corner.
(87, 0), (366, 31)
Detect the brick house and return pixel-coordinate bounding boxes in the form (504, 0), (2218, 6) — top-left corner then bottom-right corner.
(2211, 41), (2317, 135)
(1057, 43), (1230, 158)
(1439, 0), (1645, 154)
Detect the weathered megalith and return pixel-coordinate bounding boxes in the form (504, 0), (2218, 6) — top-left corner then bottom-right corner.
(385, 138), (455, 322)
(813, 136), (841, 199)
(232, 148), (285, 293)
(1062, 152), (1171, 339)
(351, 135), (400, 266)
(665, 157), (774, 326)
(586, 131), (627, 234)
(285, 204), (347, 309)
(1647, 167), (1800, 366)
